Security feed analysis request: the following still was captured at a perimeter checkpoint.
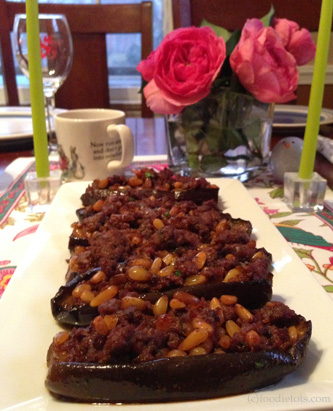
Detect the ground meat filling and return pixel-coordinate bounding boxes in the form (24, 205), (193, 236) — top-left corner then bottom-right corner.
(80, 168), (219, 207)
(63, 187), (272, 309)
(49, 293), (309, 365)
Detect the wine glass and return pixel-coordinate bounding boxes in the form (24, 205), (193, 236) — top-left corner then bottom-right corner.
(13, 14), (73, 151)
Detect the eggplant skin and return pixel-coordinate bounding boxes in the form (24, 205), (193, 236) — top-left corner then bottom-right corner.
(46, 321), (311, 403)
(51, 275), (273, 326)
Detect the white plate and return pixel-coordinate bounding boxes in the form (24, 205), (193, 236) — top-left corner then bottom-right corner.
(0, 106), (66, 140)
(273, 104), (333, 129)
(0, 179), (333, 411)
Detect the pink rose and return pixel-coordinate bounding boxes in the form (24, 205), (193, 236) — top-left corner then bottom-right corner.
(273, 18), (316, 65)
(230, 19), (299, 103)
(137, 26), (226, 114)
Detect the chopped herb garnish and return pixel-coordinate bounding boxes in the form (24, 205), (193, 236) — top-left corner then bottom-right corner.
(174, 270), (182, 276)
(145, 171), (153, 178)
(255, 361), (265, 369)
(164, 211), (170, 217)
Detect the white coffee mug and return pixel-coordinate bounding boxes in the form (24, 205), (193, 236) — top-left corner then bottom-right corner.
(54, 109), (134, 181)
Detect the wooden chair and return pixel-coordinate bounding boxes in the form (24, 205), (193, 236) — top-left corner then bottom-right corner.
(172, 0), (322, 31)
(0, 0), (153, 117)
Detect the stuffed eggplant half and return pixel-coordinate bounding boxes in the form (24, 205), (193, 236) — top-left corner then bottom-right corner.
(52, 189), (273, 326)
(46, 292), (311, 403)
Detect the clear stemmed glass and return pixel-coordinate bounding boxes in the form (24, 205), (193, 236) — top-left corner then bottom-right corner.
(13, 14), (73, 151)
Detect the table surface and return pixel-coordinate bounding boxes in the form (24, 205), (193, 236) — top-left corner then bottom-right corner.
(1, 117), (333, 189)
(1, 117), (333, 409)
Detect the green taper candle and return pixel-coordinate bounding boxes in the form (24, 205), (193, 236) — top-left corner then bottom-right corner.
(26, 0), (49, 177)
(298, 0), (333, 179)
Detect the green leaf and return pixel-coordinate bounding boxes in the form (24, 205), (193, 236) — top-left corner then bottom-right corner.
(201, 154), (228, 172)
(188, 154), (200, 169)
(270, 212), (294, 218)
(292, 248), (313, 260)
(323, 285), (333, 293)
(200, 19), (231, 42)
(225, 29), (241, 55)
(260, 5), (275, 27)
(269, 187), (284, 198)
(277, 219), (302, 227)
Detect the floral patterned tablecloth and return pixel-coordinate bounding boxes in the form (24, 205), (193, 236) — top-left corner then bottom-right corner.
(1, 158), (333, 299)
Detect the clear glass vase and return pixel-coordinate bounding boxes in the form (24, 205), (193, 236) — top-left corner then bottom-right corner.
(165, 90), (274, 180)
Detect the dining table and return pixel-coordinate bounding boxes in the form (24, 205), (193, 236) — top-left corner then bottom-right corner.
(1, 115), (333, 411)
(0, 116), (333, 301)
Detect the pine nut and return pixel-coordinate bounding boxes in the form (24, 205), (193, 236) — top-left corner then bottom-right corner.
(235, 304), (253, 322)
(72, 283), (91, 298)
(80, 289), (95, 303)
(219, 334), (231, 349)
(178, 329), (209, 351)
(127, 266), (151, 282)
(210, 297), (222, 310)
(194, 251), (207, 269)
(215, 219), (228, 233)
(150, 257), (163, 274)
(129, 258), (152, 269)
(90, 270), (107, 284)
(288, 325), (298, 343)
(220, 295), (238, 305)
(92, 199), (105, 212)
(184, 274), (207, 285)
(157, 265), (174, 277)
(166, 349), (187, 357)
(173, 291), (199, 305)
(104, 314), (118, 330)
(223, 268), (242, 282)
(153, 295), (169, 316)
(97, 178), (108, 189)
(153, 218), (164, 229)
(121, 296), (146, 310)
(192, 318), (214, 335)
(170, 206), (179, 216)
(252, 250), (264, 260)
(90, 285), (118, 307)
(163, 253), (176, 266)
(128, 177), (143, 186)
(173, 181), (183, 189)
(189, 346), (207, 356)
(169, 298), (186, 309)
(54, 331), (69, 345)
(226, 320), (241, 337)
(245, 330), (261, 347)
(93, 316), (109, 335)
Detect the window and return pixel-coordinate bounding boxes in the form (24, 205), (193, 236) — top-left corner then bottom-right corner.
(0, 0), (163, 107)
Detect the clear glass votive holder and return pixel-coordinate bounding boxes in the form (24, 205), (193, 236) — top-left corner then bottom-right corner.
(284, 172), (327, 212)
(24, 170), (62, 213)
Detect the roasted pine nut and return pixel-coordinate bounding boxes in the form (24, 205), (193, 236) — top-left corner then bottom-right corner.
(153, 295), (169, 316)
(90, 285), (118, 307)
(54, 331), (69, 345)
(235, 304), (253, 322)
(226, 320), (241, 337)
(90, 270), (107, 284)
(178, 329), (209, 351)
(194, 251), (207, 269)
(220, 295), (238, 305)
(153, 218), (164, 230)
(184, 274), (207, 285)
(223, 268), (242, 282)
(127, 266), (151, 282)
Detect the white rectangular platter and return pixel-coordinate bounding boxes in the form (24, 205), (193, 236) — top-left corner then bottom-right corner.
(1, 178), (333, 411)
